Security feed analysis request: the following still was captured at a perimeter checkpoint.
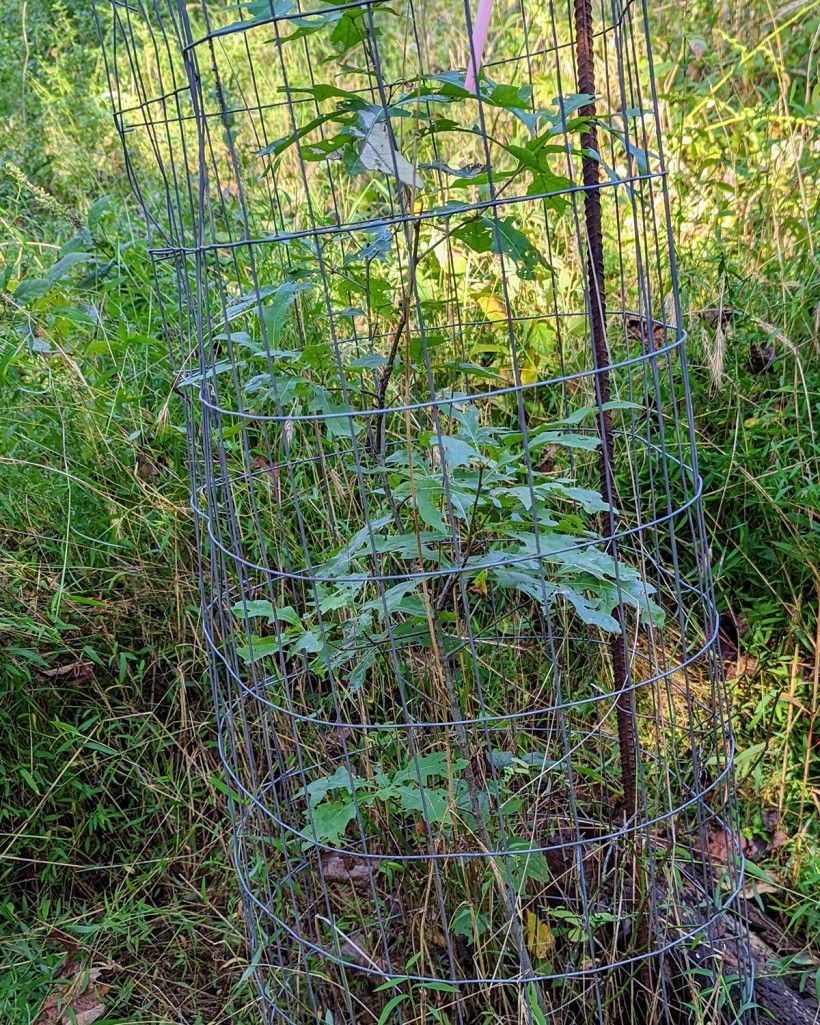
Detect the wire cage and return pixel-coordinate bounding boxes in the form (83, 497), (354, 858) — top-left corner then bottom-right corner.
(97, 0), (756, 1022)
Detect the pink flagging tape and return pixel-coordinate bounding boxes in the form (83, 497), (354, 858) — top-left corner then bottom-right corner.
(464, 0), (493, 94)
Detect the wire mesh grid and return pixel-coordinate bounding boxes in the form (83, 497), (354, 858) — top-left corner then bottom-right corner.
(96, 0), (756, 1021)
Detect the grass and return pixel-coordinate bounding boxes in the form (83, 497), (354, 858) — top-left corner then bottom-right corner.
(657, 0), (820, 956)
(0, 0), (818, 1022)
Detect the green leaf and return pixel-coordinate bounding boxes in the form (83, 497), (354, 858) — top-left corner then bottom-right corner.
(392, 751), (465, 786)
(259, 281), (314, 341)
(485, 81), (533, 110)
(504, 532), (619, 582)
(231, 600), (301, 627)
(503, 485), (536, 511)
(231, 596), (273, 619)
(542, 482), (612, 514)
(424, 71), (473, 98)
(392, 785), (451, 823)
(527, 982), (548, 1025)
(419, 159), (485, 179)
(244, 373), (304, 403)
(507, 845), (551, 886)
(528, 430), (600, 452)
(553, 92), (595, 121)
(306, 765), (358, 806)
(370, 533), (446, 564)
(451, 904), (491, 941)
(601, 125), (657, 174)
(377, 994), (407, 1025)
(274, 9), (339, 45)
(45, 251), (91, 282)
(348, 649), (375, 693)
(236, 635), (283, 662)
(301, 132), (357, 161)
(344, 226), (392, 265)
(527, 167), (573, 208)
(316, 584), (360, 613)
(51, 305), (97, 328)
(320, 514), (393, 576)
(619, 577), (665, 626)
(489, 218), (545, 278)
(258, 111), (354, 159)
(223, 284), (279, 320)
(453, 217), (545, 279)
(239, 0), (293, 25)
(413, 476), (447, 532)
(19, 767), (41, 795)
(87, 195), (113, 230)
(292, 629), (324, 654)
(423, 72), (531, 112)
(559, 586), (621, 633)
(327, 8), (377, 60)
(14, 251), (92, 304)
(14, 278), (52, 304)
(238, 942), (265, 985)
(559, 400), (642, 425)
(361, 580), (420, 617)
(308, 799), (358, 844)
(452, 219), (494, 256)
(431, 433), (480, 468)
(348, 352), (387, 370)
(308, 388), (360, 439)
(289, 84), (362, 102)
(179, 359), (244, 388)
(491, 566), (556, 611)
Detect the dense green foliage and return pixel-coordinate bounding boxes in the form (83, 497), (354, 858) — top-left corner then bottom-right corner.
(0, 1), (817, 1022)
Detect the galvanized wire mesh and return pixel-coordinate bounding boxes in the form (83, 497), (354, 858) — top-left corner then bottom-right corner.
(97, 1), (756, 1021)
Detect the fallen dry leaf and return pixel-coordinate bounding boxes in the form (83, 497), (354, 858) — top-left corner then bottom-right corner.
(354, 111), (424, 190)
(625, 315), (666, 349)
(338, 936), (386, 972)
(718, 610), (755, 677)
(35, 963), (109, 1025)
(135, 450), (160, 481)
(319, 725), (353, 756)
(761, 807), (781, 830)
(707, 825), (755, 864)
(724, 656), (755, 681)
(42, 661), (94, 684)
(741, 876), (781, 899)
(749, 341), (776, 374)
(536, 444), (559, 475)
(321, 851), (375, 888)
(253, 456), (281, 504)
(526, 910), (555, 960)
(700, 307), (737, 328)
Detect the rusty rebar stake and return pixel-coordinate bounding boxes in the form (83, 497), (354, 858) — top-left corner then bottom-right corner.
(573, 0), (637, 819)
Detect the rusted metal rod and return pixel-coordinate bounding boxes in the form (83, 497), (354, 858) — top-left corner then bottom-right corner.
(573, 0), (637, 818)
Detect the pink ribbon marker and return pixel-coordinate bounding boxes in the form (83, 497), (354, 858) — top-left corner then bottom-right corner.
(465, 0), (493, 94)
